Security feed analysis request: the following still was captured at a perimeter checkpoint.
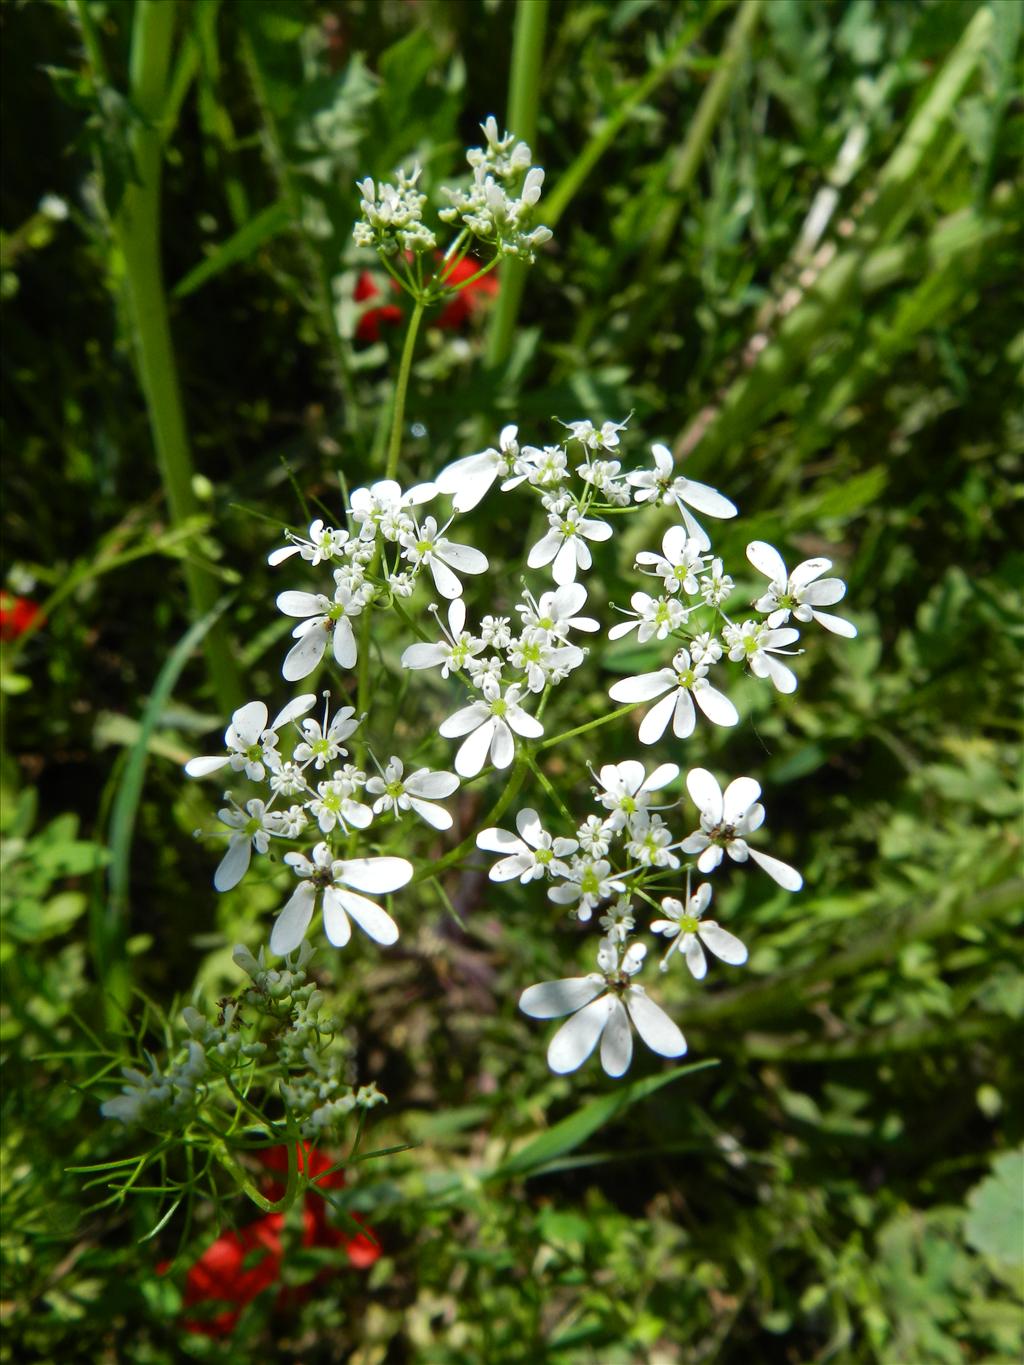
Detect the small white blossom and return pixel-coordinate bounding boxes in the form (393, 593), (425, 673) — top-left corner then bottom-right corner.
(214, 798), (278, 891)
(598, 895), (636, 942)
(723, 619), (802, 694)
(365, 757), (460, 830)
(270, 842), (413, 954)
(465, 654), (505, 690)
(607, 590), (688, 643)
(608, 647), (738, 744)
(276, 582), (373, 680)
(477, 808), (578, 883)
(690, 631), (723, 666)
(354, 164), (436, 255)
(185, 695), (316, 782)
(399, 515), (489, 600)
(268, 519), (350, 567)
(563, 418), (629, 450)
(527, 505), (612, 585)
(309, 770), (372, 834)
(516, 583), (599, 643)
(480, 614), (513, 649)
(576, 814), (612, 857)
(627, 444), (737, 550)
(435, 425), (521, 511)
(681, 768), (803, 890)
(401, 599), (484, 676)
(592, 759), (679, 832)
(635, 525), (706, 596)
(507, 633), (584, 693)
(439, 680), (543, 777)
(625, 813), (680, 869)
(349, 478), (436, 542)
(698, 558), (735, 607)
(293, 703), (360, 769)
(516, 444), (569, 488)
(519, 937), (686, 1077)
(548, 855), (625, 921)
(651, 882), (748, 977)
(747, 541), (857, 637)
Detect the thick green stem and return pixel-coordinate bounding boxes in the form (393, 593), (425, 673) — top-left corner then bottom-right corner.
(385, 299), (425, 479)
(104, 0), (241, 712)
(483, 0), (548, 376)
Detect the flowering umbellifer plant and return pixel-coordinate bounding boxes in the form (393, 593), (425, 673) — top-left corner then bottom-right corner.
(102, 117), (858, 1183)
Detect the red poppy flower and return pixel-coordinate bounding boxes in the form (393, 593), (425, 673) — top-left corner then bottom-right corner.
(0, 593), (41, 641)
(354, 254), (500, 344)
(175, 1144), (381, 1336)
(354, 271), (403, 343)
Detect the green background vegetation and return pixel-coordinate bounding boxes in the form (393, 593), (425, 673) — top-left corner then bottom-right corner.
(1, 0), (1021, 1360)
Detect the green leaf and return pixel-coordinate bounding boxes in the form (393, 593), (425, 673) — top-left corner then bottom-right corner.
(494, 1060), (717, 1179)
(172, 201), (290, 299)
(964, 1149), (1024, 1265)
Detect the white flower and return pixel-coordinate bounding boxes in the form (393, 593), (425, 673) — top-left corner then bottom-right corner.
(608, 647), (738, 744)
(577, 458), (629, 504)
(365, 757), (460, 830)
(690, 631), (723, 666)
(480, 615), (513, 649)
(185, 695), (316, 781)
(635, 525), (706, 596)
(465, 654), (505, 690)
(592, 759), (679, 832)
(268, 760), (308, 797)
(746, 541), (857, 637)
(625, 814), (680, 869)
(309, 770), (372, 834)
(527, 505), (612, 585)
(547, 855), (625, 921)
(276, 581), (373, 681)
(598, 895), (636, 942)
(270, 842), (413, 954)
(214, 799), (278, 891)
(476, 808), (578, 883)
(516, 444), (569, 488)
(349, 478), (436, 542)
(607, 590), (688, 643)
(627, 444), (736, 550)
(268, 519), (350, 567)
(576, 814), (612, 857)
(401, 599), (484, 676)
(388, 571), (416, 598)
(435, 425), (521, 511)
(699, 558), (734, 607)
(680, 768), (803, 890)
(519, 938), (686, 1078)
(507, 633), (584, 693)
(723, 619), (802, 694)
(439, 680), (543, 777)
(651, 882), (747, 977)
(354, 165), (436, 255)
(563, 418), (629, 450)
(273, 804), (308, 839)
(399, 515), (489, 599)
(516, 583), (599, 642)
(293, 703), (360, 769)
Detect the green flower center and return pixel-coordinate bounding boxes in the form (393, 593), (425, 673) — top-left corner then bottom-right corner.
(490, 698), (508, 717)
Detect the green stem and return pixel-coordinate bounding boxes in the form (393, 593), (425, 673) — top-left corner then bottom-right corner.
(483, 0), (549, 376)
(539, 702), (637, 751)
(385, 298), (425, 479)
(93, 0), (241, 713)
(526, 752), (574, 825)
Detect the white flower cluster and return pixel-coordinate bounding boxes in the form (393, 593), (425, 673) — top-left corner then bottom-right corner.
(479, 761), (800, 1077)
(353, 163), (436, 255)
(182, 411), (856, 1084)
(438, 115), (553, 262)
(353, 116), (552, 266)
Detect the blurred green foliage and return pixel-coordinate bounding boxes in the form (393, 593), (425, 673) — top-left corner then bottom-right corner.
(1, 0), (1021, 1360)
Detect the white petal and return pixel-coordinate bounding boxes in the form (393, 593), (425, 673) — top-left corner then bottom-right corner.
(764, 656), (798, 694)
(638, 688), (679, 745)
(697, 845), (723, 874)
(440, 542), (488, 573)
(489, 717), (515, 769)
(552, 537), (579, 585)
(283, 626), (328, 681)
(811, 609), (858, 637)
(747, 847), (803, 891)
(329, 887), (398, 945)
(333, 616), (357, 668)
(439, 702), (489, 738)
(746, 541), (787, 583)
(407, 796), (453, 830)
(802, 577), (846, 606)
(214, 836), (251, 892)
(506, 705), (543, 739)
(699, 921), (748, 965)
(184, 755), (230, 777)
(581, 518), (612, 542)
(723, 776), (762, 823)
(608, 670), (675, 704)
(232, 701), (269, 746)
(276, 591), (325, 618)
(320, 889), (352, 947)
(686, 768), (723, 821)
(643, 762), (679, 793)
(269, 693), (317, 731)
(519, 976), (606, 1019)
(401, 642), (449, 670)
(336, 856), (413, 893)
(490, 852), (534, 882)
(608, 620), (639, 641)
(268, 543), (302, 566)
(670, 688), (696, 739)
(547, 995), (615, 1073)
(476, 827), (524, 854)
(600, 998), (633, 1077)
(694, 684), (738, 728)
(429, 557), (463, 600)
(626, 990), (687, 1057)
(404, 770), (459, 799)
(436, 452), (497, 510)
(552, 583), (588, 616)
(527, 529), (561, 569)
(790, 557), (832, 587)
(684, 935), (707, 979)
(455, 721), (495, 777)
(676, 478), (736, 518)
(270, 882), (316, 955)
